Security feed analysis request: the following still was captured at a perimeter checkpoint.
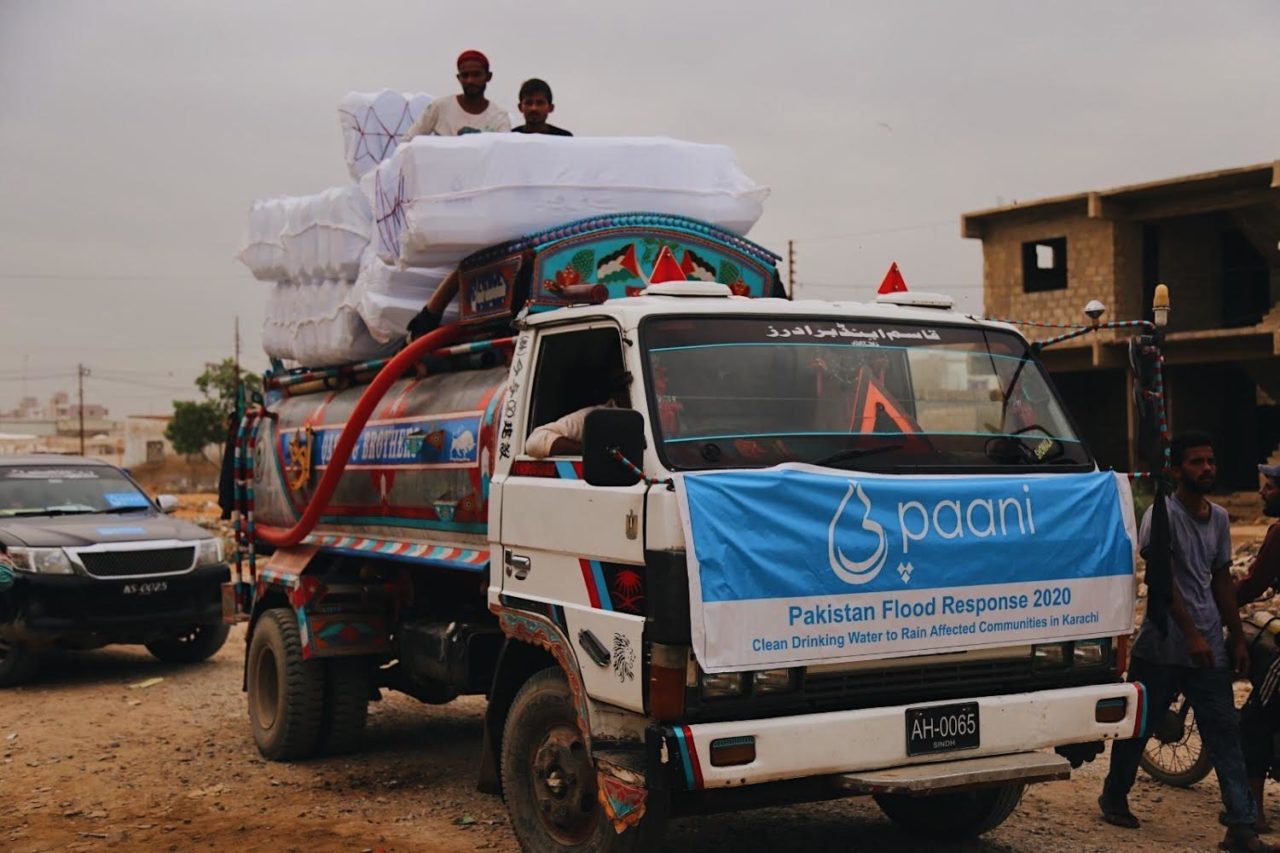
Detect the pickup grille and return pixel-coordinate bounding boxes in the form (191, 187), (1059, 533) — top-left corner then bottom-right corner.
(79, 547), (195, 578)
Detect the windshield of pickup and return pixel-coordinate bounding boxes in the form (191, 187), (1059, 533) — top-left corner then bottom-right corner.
(0, 465), (154, 516)
(642, 316), (1091, 471)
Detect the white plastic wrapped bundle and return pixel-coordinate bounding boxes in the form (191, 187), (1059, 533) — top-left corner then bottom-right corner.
(237, 198), (292, 282)
(371, 135), (770, 267)
(338, 90), (434, 180)
(261, 280), (398, 366)
(278, 185), (373, 283)
(352, 254), (459, 344)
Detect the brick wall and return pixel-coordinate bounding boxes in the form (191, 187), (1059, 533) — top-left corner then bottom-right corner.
(980, 214), (1121, 326)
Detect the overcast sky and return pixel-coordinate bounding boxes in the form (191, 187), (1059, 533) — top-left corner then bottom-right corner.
(1, 0), (1277, 417)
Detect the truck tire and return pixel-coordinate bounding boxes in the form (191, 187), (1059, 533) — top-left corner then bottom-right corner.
(247, 608), (324, 761)
(318, 656), (370, 756)
(0, 636), (39, 687)
(501, 667), (668, 852)
(874, 783), (1024, 839)
(145, 623), (231, 664)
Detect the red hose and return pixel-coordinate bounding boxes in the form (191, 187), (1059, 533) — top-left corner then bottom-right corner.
(255, 323), (466, 547)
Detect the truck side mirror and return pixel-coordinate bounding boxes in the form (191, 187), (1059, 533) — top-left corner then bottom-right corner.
(583, 409), (646, 487)
(156, 494), (179, 514)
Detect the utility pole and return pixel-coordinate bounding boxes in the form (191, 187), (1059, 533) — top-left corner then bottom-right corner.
(787, 239), (796, 299)
(234, 315), (242, 415)
(77, 363), (90, 456)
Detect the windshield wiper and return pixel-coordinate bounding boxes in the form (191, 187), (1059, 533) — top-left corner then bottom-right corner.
(809, 444), (904, 469)
(3, 507), (96, 517)
(98, 504), (151, 514)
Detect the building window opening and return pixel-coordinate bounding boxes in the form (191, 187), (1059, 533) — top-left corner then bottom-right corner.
(1022, 237), (1068, 292)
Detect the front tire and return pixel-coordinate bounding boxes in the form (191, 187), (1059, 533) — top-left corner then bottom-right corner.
(501, 667), (667, 852)
(875, 783), (1024, 839)
(0, 635), (39, 687)
(247, 608), (324, 761)
(145, 623), (230, 664)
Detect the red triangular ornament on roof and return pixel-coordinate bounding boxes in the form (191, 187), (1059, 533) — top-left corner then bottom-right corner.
(648, 245), (687, 284)
(878, 262), (908, 294)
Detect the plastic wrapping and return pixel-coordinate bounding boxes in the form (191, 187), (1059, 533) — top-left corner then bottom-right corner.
(278, 185), (372, 283)
(338, 90), (433, 180)
(352, 254), (459, 344)
(371, 134), (769, 267)
(261, 280), (399, 366)
(237, 198), (291, 282)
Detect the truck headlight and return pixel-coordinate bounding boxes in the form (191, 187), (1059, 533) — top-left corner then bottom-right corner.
(8, 546), (75, 575)
(1033, 642), (1068, 668)
(701, 672), (745, 699)
(752, 668), (798, 695)
(1073, 638), (1108, 667)
(194, 538), (224, 567)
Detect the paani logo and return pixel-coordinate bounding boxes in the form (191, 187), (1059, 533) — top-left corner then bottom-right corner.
(828, 479), (1041, 586)
(827, 482), (888, 585)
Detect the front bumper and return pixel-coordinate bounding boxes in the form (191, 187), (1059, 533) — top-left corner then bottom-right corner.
(661, 682), (1142, 790)
(0, 563), (230, 641)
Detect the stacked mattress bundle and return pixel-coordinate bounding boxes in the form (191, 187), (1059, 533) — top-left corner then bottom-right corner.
(240, 96), (769, 367)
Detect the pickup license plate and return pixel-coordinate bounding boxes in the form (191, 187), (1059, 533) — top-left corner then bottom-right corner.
(121, 581), (169, 596)
(906, 702), (980, 756)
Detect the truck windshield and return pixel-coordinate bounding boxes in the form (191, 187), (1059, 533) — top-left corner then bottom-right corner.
(0, 466), (154, 516)
(642, 317), (1091, 471)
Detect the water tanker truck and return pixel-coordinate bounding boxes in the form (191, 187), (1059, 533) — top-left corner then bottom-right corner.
(225, 212), (1169, 850)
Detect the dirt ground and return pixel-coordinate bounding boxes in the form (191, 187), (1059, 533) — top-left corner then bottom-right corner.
(3, 496), (1277, 852)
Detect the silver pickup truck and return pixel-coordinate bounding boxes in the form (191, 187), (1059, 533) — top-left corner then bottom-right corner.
(0, 455), (230, 685)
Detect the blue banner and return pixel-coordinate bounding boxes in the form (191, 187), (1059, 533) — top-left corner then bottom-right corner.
(675, 466), (1136, 671)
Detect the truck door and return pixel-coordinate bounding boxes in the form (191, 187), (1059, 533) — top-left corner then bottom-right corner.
(497, 323), (647, 711)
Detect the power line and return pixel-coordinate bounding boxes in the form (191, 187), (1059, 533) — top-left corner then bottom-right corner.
(0, 272), (249, 282)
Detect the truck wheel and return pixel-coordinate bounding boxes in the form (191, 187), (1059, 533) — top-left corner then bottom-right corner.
(145, 623), (231, 664)
(501, 667), (668, 852)
(0, 636), (39, 687)
(318, 656), (370, 756)
(247, 608), (324, 761)
(874, 783), (1024, 838)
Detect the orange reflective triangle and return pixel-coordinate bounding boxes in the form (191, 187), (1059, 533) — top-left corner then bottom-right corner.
(648, 245), (687, 284)
(878, 262), (908, 294)
(851, 370), (918, 435)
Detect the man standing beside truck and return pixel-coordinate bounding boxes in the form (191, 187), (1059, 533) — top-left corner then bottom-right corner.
(1098, 432), (1268, 852)
(1231, 463), (1280, 832)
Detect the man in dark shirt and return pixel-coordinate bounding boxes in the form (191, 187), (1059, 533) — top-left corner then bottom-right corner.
(510, 78), (573, 136)
(1234, 463), (1280, 832)
(1098, 432), (1268, 852)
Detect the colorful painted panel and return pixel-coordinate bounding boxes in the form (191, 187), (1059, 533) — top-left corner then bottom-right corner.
(530, 229), (774, 309)
(459, 255), (525, 326)
(278, 412), (482, 474)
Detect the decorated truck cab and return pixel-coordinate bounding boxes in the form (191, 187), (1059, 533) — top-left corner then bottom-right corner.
(227, 213), (1150, 850)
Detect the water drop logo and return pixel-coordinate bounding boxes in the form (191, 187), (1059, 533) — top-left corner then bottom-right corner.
(828, 481), (888, 585)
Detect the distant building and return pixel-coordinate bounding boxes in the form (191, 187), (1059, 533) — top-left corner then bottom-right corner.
(124, 415), (176, 467)
(963, 162), (1280, 488)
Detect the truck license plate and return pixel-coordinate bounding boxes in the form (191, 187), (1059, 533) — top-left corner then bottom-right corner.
(906, 702), (980, 756)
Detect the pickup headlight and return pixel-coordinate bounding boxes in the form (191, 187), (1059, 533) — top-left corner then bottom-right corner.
(194, 538), (224, 567)
(8, 546), (75, 575)
(752, 668), (798, 695)
(1033, 642), (1068, 668)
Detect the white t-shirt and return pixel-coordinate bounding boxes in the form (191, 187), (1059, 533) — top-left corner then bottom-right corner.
(405, 96), (511, 137)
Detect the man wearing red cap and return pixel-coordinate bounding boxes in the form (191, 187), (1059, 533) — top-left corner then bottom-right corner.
(406, 50), (511, 137)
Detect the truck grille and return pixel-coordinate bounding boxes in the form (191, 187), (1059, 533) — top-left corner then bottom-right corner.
(804, 658), (1036, 708)
(78, 547), (196, 578)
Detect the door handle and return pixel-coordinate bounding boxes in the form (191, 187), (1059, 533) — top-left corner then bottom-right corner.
(505, 551), (532, 581)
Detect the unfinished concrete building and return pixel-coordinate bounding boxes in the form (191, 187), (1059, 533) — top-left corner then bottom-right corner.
(962, 162), (1280, 488)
